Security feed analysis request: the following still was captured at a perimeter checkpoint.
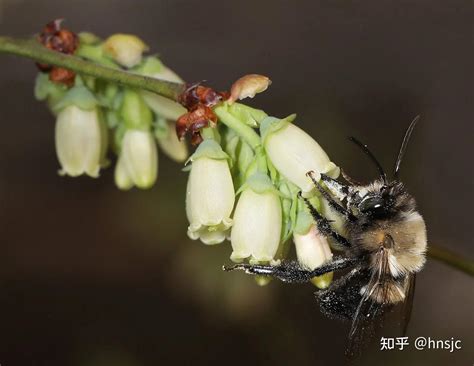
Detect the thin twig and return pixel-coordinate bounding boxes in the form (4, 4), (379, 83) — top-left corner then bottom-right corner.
(428, 245), (474, 276)
(0, 36), (184, 100)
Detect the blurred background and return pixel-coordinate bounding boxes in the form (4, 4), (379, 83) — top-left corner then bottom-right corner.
(0, 0), (472, 365)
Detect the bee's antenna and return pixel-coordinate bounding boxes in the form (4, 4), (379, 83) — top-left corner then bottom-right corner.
(393, 115), (420, 180)
(348, 136), (387, 184)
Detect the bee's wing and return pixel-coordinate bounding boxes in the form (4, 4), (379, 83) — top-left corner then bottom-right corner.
(317, 266), (370, 321)
(400, 273), (416, 336)
(345, 249), (391, 358)
(345, 275), (386, 357)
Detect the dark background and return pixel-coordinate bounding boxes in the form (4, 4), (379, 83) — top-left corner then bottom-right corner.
(0, 1), (472, 365)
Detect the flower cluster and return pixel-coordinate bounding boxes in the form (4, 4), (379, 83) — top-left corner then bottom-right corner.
(34, 24), (344, 288)
(185, 75), (341, 288)
(35, 28), (188, 189)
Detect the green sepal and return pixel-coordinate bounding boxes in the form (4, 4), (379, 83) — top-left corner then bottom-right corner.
(82, 75), (96, 90)
(96, 82), (120, 109)
(97, 108), (111, 168)
(185, 139), (230, 165)
(121, 89), (153, 130)
(112, 90), (124, 110)
(223, 128), (239, 162)
(266, 154), (279, 183)
(237, 172), (278, 196)
(34, 73), (68, 109)
(105, 83), (119, 101)
(243, 158), (258, 181)
(113, 122), (127, 153)
(105, 109), (121, 129)
(293, 192), (322, 235)
(294, 210), (314, 236)
(278, 179), (300, 199)
(76, 43), (119, 68)
(226, 102), (268, 127)
(133, 56), (164, 75)
(52, 84), (100, 113)
(237, 140), (255, 177)
(78, 32), (102, 45)
(259, 113), (297, 145)
(279, 180), (300, 242)
(153, 117), (169, 140)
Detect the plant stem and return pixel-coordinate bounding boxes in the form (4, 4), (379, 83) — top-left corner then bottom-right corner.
(428, 245), (474, 276)
(0, 36), (184, 100)
(213, 104), (261, 150)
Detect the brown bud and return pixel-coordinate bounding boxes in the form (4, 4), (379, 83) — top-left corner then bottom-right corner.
(38, 19), (78, 55)
(178, 82), (228, 110)
(176, 113), (192, 141)
(36, 19), (79, 86)
(229, 74), (271, 104)
(175, 104), (218, 144)
(49, 67), (76, 86)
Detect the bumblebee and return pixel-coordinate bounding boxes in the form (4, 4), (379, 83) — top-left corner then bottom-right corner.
(225, 117), (426, 356)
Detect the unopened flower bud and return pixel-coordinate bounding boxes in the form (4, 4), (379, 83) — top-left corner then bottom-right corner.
(186, 140), (235, 245)
(115, 129), (158, 189)
(261, 116), (340, 193)
(55, 105), (105, 177)
(294, 224), (333, 289)
(155, 120), (188, 163)
(103, 34), (149, 68)
(229, 74), (271, 104)
(231, 173), (282, 264)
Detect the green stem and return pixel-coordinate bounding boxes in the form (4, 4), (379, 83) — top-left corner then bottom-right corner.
(428, 245), (474, 276)
(0, 36), (184, 100)
(255, 147), (268, 174)
(213, 104), (261, 150)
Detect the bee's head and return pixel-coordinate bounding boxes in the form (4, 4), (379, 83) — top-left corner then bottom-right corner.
(357, 181), (413, 218)
(358, 193), (387, 217)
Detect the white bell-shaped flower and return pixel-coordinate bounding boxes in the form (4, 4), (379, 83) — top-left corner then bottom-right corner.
(115, 129), (158, 189)
(261, 116), (340, 193)
(55, 105), (104, 178)
(186, 140), (235, 245)
(294, 224), (334, 288)
(231, 173), (282, 264)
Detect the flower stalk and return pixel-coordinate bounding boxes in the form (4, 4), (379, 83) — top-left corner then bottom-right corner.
(213, 103), (261, 150)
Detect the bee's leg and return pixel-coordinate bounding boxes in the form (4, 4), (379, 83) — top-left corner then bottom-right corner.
(307, 171), (356, 221)
(224, 256), (360, 284)
(299, 192), (351, 248)
(320, 172), (350, 198)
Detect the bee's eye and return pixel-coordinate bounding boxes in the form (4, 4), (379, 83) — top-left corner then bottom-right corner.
(359, 196), (386, 216)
